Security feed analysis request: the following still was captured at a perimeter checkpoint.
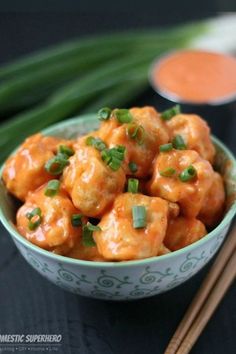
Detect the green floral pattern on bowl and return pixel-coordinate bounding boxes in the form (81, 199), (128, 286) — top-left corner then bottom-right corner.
(0, 115), (236, 300)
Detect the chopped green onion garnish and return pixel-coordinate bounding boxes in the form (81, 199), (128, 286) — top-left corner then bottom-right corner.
(44, 179), (60, 197)
(97, 107), (112, 121)
(159, 143), (173, 152)
(28, 216), (42, 231)
(26, 207), (42, 231)
(116, 145), (126, 153)
(101, 145), (126, 171)
(26, 207), (42, 220)
(109, 147), (124, 160)
(101, 149), (112, 164)
(127, 178), (139, 193)
(86, 222), (101, 232)
(132, 205), (147, 229)
(114, 109), (133, 124)
(82, 222), (101, 247)
(95, 140), (107, 151)
(86, 136), (107, 151)
(160, 167), (176, 177)
(172, 135), (187, 150)
(161, 105), (181, 121)
(108, 156), (122, 171)
(179, 165), (197, 182)
(129, 161), (138, 173)
(82, 227), (96, 247)
(127, 123), (145, 145)
(45, 154), (70, 175)
(58, 145), (74, 157)
(71, 214), (83, 227)
(86, 136), (95, 146)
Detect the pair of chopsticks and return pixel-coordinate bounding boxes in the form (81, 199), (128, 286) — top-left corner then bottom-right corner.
(164, 222), (236, 354)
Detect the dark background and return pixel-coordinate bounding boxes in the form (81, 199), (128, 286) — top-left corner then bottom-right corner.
(0, 1), (236, 354)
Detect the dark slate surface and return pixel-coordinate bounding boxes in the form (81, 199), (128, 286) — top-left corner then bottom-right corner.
(0, 5), (236, 354)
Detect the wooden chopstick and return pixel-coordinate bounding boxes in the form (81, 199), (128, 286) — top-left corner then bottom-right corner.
(164, 223), (236, 354)
(175, 249), (236, 354)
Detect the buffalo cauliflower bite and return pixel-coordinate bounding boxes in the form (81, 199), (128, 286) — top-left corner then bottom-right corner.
(164, 217), (207, 251)
(16, 184), (81, 254)
(147, 149), (214, 218)
(199, 172), (225, 228)
(98, 106), (170, 177)
(2, 133), (74, 201)
(62, 136), (126, 217)
(93, 193), (169, 261)
(67, 239), (106, 261)
(166, 114), (215, 163)
(158, 244), (171, 255)
(2, 105), (227, 262)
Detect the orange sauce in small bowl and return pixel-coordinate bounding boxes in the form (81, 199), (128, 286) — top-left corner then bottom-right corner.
(150, 50), (236, 105)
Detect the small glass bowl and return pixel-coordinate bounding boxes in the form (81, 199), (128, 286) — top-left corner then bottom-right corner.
(149, 50), (236, 106)
(148, 50), (236, 143)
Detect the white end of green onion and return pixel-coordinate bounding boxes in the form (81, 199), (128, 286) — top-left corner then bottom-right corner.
(191, 14), (236, 54)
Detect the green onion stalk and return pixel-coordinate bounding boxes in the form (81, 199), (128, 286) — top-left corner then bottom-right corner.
(0, 53), (163, 161)
(0, 25), (205, 112)
(0, 21), (207, 80)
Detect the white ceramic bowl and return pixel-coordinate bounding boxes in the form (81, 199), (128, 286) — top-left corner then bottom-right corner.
(0, 114), (236, 300)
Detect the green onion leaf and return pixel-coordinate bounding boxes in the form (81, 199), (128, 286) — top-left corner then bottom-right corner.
(129, 161), (138, 173)
(26, 207), (42, 231)
(127, 123), (145, 145)
(58, 145), (74, 157)
(179, 165), (197, 182)
(86, 222), (101, 232)
(28, 216), (42, 231)
(82, 229), (96, 247)
(44, 179), (60, 197)
(101, 149), (112, 164)
(86, 136), (95, 146)
(114, 109), (133, 123)
(26, 207), (42, 220)
(95, 140), (107, 151)
(108, 156), (122, 171)
(101, 145), (126, 171)
(82, 222), (101, 247)
(159, 143), (173, 152)
(132, 205), (147, 229)
(45, 154), (70, 175)
(128, 178), (139, 193)
(161, 105), (181, 121)
(97, 107), (112, 121)
(71, 214), (83, 227)
(116, 145), (126, 153)
(109, 147), (125, 160)
(160, 167), (176, 177)
(172, 135), (187, 150)
(86, 136), (107, 151)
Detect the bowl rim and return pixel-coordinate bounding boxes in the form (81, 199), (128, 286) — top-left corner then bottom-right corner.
(0, 114), (236, 268)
